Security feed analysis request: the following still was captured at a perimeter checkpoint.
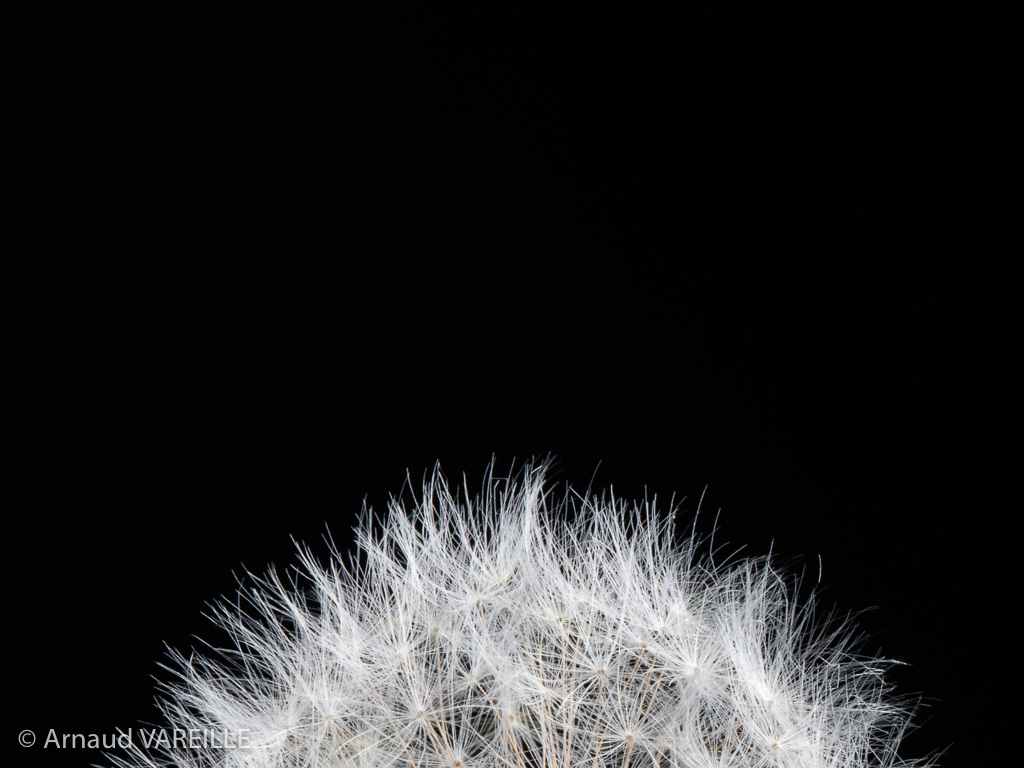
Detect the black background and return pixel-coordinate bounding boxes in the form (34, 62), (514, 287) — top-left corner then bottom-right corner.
(13, 3), (998, 765)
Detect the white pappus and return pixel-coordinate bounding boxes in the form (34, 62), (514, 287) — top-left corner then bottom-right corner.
(109, 460), (934, 768)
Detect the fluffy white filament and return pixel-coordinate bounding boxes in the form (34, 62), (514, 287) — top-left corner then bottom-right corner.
(110, 461), (932, 768)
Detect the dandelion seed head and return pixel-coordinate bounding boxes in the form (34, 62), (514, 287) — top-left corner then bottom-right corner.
(108, 459), (935, 768)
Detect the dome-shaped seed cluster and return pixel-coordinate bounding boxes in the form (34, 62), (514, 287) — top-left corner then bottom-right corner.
(110, 462), (932, 767)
